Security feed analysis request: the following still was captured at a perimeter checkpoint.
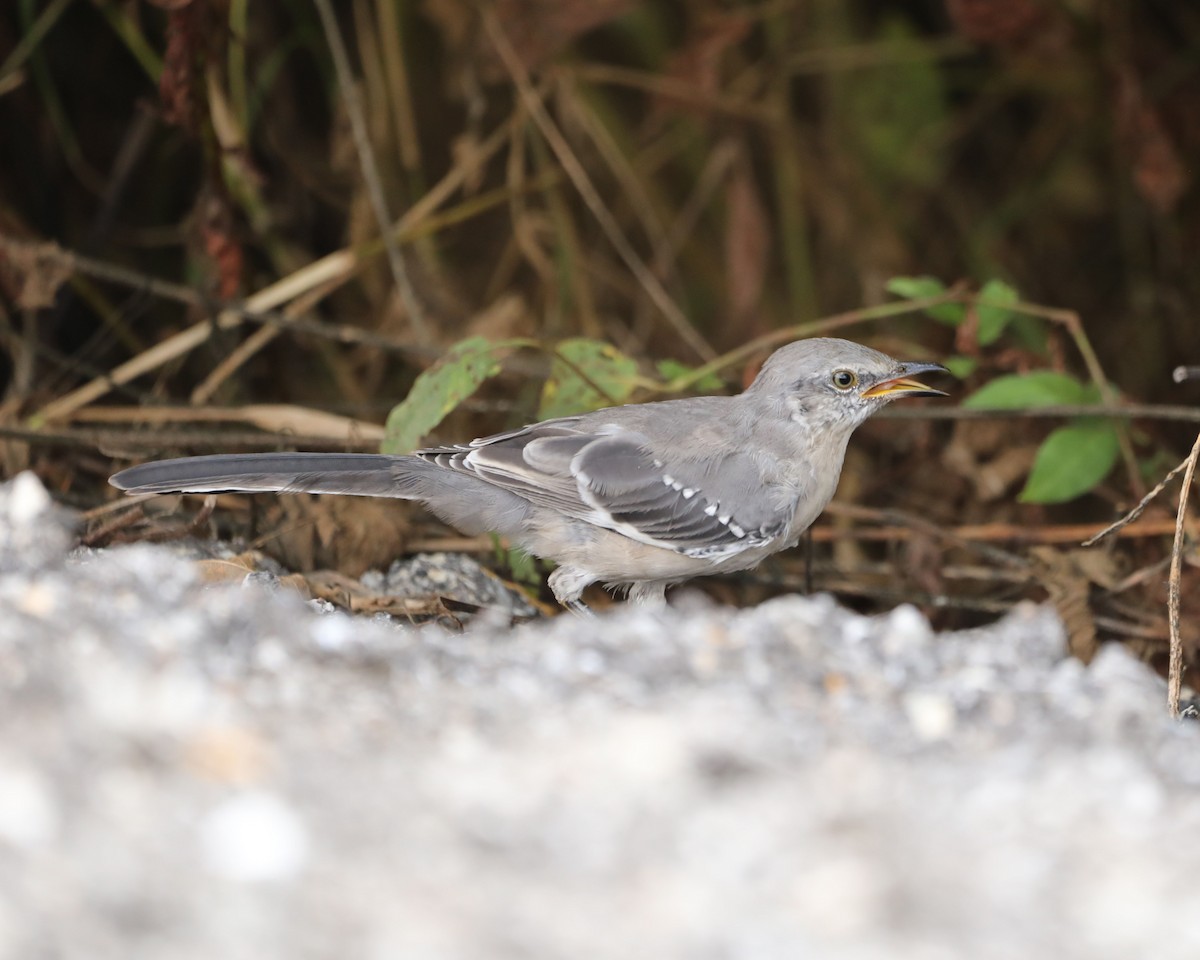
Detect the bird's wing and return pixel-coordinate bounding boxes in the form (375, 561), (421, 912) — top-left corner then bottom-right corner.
(415, 419), (791, 559)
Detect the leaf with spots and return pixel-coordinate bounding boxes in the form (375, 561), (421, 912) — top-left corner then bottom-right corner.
(538, 338), (640, 420)
(383, 337), (509, 454)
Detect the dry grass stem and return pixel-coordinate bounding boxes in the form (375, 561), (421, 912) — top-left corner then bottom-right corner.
(312, 0), (428, 341)
(482, 9), (716, 362)
(73, 404), (385, 443)
(1167, 431), (1200, 717)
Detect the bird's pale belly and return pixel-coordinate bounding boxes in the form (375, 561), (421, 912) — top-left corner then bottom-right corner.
(520, 510), (803, 586)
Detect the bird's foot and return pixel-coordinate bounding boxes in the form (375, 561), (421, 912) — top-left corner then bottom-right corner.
(561, 599), (595, 619)
(548, 564), (597, 618)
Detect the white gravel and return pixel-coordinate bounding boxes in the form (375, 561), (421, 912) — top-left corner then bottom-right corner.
(1, 472), (1197, 959)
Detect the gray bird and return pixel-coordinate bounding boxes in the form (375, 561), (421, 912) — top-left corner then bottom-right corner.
(110, 338), (947, 613)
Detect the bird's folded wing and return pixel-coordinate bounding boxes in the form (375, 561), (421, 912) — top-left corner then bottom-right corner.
(416, 421), (789, 558)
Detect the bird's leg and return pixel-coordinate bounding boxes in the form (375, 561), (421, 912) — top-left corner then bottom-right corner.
(548, 564), (597, 618)
(626, 581), (668, 606)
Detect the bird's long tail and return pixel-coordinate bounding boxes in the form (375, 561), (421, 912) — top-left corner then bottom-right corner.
(110, 452), (425, 499)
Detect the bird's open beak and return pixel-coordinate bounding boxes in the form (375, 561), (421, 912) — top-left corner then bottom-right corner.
(861, 361), (949, 399)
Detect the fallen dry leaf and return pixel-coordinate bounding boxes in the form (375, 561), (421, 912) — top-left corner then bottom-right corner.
(270, 495), (412, 577)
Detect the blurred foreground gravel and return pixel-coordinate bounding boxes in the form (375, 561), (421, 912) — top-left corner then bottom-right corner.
(2, 472), (1198, 960)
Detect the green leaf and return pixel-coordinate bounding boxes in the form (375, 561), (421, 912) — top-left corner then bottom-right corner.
(962, 371), (1099, 410)
(489, 534), (542, 587)
(382, 337), (505, 454)
(656, 358), (723, 391)
(1008, 314), (1049, 356)
(885, 275), (965, 325)
(1019, 420), (1120, 504)
(942, 355), (978, 379)
(505, 546), (542, 587)
(976, 279), (1019, 345)
(886, 275), (945, 299)
(538, 338), (639, 420)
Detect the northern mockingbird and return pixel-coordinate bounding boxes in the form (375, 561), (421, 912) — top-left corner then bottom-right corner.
(111, 337), (947, 613)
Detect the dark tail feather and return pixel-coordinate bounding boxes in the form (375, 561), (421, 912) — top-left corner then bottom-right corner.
(110, 453), (420, 498)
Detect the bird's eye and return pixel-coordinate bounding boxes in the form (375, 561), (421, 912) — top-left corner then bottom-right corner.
(831, 369), (858, 390)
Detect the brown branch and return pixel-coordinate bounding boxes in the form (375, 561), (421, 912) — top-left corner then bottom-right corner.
(816, 511), (1178, 546)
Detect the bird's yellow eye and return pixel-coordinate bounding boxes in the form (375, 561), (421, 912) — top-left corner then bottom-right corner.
(831, 369), (858, 390)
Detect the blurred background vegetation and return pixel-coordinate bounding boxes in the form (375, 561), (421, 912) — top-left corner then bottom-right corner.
(1, 0), (1198, 638)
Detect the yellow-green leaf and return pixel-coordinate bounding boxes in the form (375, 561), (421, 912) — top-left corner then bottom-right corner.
(538, 338), (639, 420)
(382, 337), (505, 454)
(656, 358), (723, 391)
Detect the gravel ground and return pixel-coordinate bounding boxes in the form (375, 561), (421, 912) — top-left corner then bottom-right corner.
(1, 472), (1198, 960)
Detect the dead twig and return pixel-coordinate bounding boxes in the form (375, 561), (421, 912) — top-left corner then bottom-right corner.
(79, 500), (146, 546)
(189, 273), (348, 403)
(823, 500), (1028, 569)
(1093, 616), (1171, 643)
(1082, 456), (1194, 546)
(18, 110), (519, 422)
(72, 403), (384, 443)
(395, 510), (1178, 554)
(1167, 431), (1200, 717)
(0, 424), (380, 452)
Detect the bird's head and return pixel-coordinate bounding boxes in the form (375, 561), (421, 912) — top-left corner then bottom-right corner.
(746, 337), (949, 431)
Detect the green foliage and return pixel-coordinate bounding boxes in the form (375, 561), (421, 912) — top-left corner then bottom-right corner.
(962, 371), (1100, 409)
(538, 338), (640, 420)
(1019, 420), (1120, 504)
(887, 273), (1121, 504)
(655, 359), (723, 391)
(942, 356), (978, 379)
(975, 279), (1019, 345)
(490, 535), (543, 588)
(382, 337), (506, 454)
(885, 276), (1019, 344)
(885, 276), (965, 324)
(382, 335), (648, 455)
(962, 369), (1118, 503)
